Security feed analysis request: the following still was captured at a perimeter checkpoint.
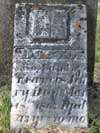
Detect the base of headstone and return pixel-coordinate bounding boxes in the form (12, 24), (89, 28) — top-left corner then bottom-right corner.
(11, 128), (87, 133)
(28, 128), (87, 133)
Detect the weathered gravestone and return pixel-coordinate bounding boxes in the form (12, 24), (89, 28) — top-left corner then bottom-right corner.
(11, 3), (87, 131)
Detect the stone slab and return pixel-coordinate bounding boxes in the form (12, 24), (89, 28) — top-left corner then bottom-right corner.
(11, 3), (87, 130)
(14, 4), (87, 49)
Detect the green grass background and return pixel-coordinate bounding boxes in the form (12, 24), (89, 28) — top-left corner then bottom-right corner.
(0, 86), (10, 132)
(96, 0), (100, 62)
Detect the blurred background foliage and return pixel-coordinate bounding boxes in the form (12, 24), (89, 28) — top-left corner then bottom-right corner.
(96, 0), (100, 62)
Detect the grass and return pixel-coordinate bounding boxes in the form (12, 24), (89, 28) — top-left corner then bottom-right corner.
(0, 86), (10, 133)
(95, 0), (100, 62)
(88, 113), (100, 133)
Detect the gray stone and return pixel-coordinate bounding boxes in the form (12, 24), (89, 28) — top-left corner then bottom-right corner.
(11, 4), (87, 130)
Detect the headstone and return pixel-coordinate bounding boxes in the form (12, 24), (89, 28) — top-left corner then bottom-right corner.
(11, 3), (87, 131)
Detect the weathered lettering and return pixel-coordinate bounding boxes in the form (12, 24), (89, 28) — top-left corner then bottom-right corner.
(11, 3), (87, 130)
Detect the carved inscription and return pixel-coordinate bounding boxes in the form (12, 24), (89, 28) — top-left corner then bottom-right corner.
(11, 4), (87, 130)
(29, 9), (67, 39)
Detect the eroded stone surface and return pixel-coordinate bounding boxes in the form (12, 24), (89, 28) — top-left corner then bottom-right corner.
(11, 3), (87, 130)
